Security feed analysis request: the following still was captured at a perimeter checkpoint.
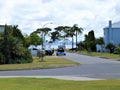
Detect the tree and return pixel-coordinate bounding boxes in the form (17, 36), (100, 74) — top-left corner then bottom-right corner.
(0, 25), (33, 64)
(96, 37), (104, 45)
(24, 34), (31, 48)
(84, 30), (96, 52)
(54, 26), (71, 49)
(36, 27), (51, 49)
(96, 37), (104, 52)
(64, 26), (75, 49)
(54, 26), (68, 39)
(114, 45), (120, 54)
(50, 31), (59, 42)
(72, 24), (83, 51)
(30, 32), (42, 46)
(88, 30), (96, 51)
(106, 42), (115, 53)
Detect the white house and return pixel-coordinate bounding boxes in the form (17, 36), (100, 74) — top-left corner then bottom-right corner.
(104, 20), (120, 46)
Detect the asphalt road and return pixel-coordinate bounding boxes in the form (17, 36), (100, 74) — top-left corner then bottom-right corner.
(0, 52), (120, 79)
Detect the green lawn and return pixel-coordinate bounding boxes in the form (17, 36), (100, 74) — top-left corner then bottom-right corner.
(75, 50), (120, 60)
(0, 78), (120, 90)
(0, 56), (79, 71)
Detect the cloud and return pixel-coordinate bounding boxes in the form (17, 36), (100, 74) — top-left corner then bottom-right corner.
(0, 0), (120, 39)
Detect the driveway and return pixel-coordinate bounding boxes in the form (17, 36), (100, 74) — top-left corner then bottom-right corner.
(0, 52), (120, 79)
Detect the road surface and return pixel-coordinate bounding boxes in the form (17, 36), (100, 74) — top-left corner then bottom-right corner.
(0, 52), (120, 79)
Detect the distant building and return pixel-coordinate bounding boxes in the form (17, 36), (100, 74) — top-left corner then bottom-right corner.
(0, 25), (4, 32)
(104, 20), (120, 46)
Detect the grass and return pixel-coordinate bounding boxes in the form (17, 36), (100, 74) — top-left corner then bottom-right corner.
(71, 50), (120, 60)
(0, 56), (79, 71)
(0, 78), (120, 90)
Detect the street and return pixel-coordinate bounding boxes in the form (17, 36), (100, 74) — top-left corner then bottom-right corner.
(0, 52), (120, 79)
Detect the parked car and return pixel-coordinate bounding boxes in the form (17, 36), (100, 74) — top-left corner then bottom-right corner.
(45, 49), (53, 55)
(56, 48), (66, 56)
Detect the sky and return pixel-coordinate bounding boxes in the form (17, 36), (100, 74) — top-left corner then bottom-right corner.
(0, 0), (120, 41)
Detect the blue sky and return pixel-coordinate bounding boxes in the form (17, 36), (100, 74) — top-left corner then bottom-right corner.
(0, 0), (120, 40)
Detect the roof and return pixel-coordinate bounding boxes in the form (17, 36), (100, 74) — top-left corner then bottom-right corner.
(105, 21), (120, 28)
(111, 21), (120, 28)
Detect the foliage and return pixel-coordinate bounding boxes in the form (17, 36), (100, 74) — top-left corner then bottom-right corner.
(30, 32), (42, 46)
(0, 53), (5, 64)
(36, 27), (51, 49)
(96, 37), (104, 45)
(50, 31), (60, 42)
(84, 30), (96, 52)
(72, 24), (83, 50)
(12, 25), (26, 46)
(24, 34), (31, 48)
(53, 25), (83, 50)
(106, 42), (115, 53)
(114, 46), (120, 54)
(0, 25), (33, 64)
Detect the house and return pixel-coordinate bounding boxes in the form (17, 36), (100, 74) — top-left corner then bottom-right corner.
(104, 20), (120, 46)
(0, 25), (4, 32)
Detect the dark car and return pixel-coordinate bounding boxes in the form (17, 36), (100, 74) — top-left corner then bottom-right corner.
(45, 49), (53, 55)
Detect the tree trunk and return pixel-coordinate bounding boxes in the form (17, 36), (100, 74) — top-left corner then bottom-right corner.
(76, 31), (77, 51)
(72, 36), (74, 50)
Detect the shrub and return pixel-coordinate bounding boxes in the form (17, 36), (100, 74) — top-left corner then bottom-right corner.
(114, 46), (120, 54)
(0, 53), (5, 64)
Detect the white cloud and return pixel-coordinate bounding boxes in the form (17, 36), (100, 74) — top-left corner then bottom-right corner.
(0, 0), (120, 40)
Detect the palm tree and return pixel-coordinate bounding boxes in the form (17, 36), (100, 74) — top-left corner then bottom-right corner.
(64, 26), (75, 49)
(72, 24), (83, 51)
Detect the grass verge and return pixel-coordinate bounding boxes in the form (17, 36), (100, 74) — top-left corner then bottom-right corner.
(69, 50), (120, 60)
(0, 56), (79, 71)
(0, 78), (120, 90)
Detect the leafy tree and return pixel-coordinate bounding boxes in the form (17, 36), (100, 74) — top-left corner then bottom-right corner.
(84, 30), (96, 52)
(114, 46), (120, 54)
(96, 37), (104, 45)
(50, 31), (59, 42)
(106, 42), (115, 53)
(30, 32), (42, 46)
(54, 26), (68, 39)
(54, 26), (72, 49)
(24, 34), (31, 48)
(96, 37), (104, 52)
(0, 25), (33, 64)
(36, 27), (51, 49)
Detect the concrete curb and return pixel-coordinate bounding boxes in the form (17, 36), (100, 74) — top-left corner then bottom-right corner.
(0, 76), (104, 81)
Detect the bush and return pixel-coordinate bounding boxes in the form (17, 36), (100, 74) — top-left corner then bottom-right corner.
(9, 49), (33, 64)
(0, 53), (5, 64)
(114, 46), (120, 54)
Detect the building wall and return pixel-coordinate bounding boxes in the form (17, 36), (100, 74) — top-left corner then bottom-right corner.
(104, 28), (109, 45)
(112, 28), (120, 45)
(104, 27), (120, 46)
(0, 25), (4, 32)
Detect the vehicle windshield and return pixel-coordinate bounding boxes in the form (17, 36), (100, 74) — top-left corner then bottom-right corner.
(57, 48), (64, 52)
